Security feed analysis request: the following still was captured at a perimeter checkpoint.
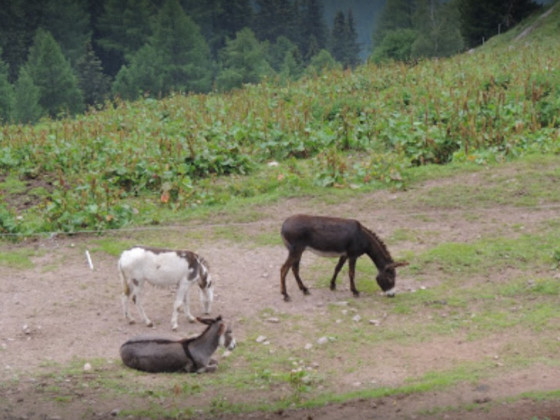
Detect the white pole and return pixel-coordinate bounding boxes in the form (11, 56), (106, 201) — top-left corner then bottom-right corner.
(85, 250), (94, 271)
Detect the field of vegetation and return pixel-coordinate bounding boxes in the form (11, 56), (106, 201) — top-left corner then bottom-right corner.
(1, 4), (559, 238)
(1, 4), (560, 420)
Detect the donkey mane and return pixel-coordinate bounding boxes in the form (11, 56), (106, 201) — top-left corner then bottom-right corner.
(179, 316), (220, 347)
(361, 225), (394, 263)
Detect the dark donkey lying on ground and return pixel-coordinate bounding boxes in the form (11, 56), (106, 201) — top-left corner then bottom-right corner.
(120, 316), (236, 373)
(280, 214), (408, 302)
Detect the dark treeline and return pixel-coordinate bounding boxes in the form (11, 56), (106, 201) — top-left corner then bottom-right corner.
(0, 0), (541, 124)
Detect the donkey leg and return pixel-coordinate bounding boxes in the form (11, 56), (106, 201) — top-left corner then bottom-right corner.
(280, 255), (294, 302)
(330, 256), (348, 291)
(348, 258), (360, 297)
(291, 259), (310, 296)
(119, 271), (135, 324)
(173, 280), (192, 330)
(198, 284), (213, 315)
(121, 293), (135, 324)
(133, 284), (153, 327)
(182, 283), (197, 322)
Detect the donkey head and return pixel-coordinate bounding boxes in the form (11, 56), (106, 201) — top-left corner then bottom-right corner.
(196, 315), (236, 351)
(196, 258), (214, 315)
(222, 324), (236, 351)
(376, 261), (409, 297)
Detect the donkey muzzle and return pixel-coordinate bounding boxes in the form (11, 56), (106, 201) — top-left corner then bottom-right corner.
(384, 287), (396, 297)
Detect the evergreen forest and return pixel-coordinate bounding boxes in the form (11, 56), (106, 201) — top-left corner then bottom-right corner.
(0, 0), (542, 124)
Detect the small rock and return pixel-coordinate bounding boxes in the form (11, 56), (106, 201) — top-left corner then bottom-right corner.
(110, 409), (121, 416)
(266, 317), (280, 323)
(352, 315), (361, 322)
(22, 324), (31, 335)
(256, 335), (267, 343)
(369, 319), (381, 326)
(304, 343), (313, 350)
(317, 337), (329, 345)
(83, 363), (92, 372)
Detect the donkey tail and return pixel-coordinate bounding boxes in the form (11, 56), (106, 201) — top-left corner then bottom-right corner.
(118, 259), (130, 296)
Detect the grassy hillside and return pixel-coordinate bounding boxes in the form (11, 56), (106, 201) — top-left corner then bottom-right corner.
(0, 2), (559, 237)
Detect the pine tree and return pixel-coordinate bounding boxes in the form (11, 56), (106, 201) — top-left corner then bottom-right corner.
(458, 0), (539, 47)
(345, 9), (361, 68)
(412, 0), (464, 58)
(25, 28), (84, 117)
(183, 0), (253, 59)
(113, 0), (212, 99)
(0, 0), (42, 81)
(253, 0), (297, 43)
(39, 0), (91, 66)
(305, 49), (340, 77)
(370, 28), (417, 62)
(372, 0), (416, 46)
(96, 0), (155, 75)
(216, 28), (273, 91)
(330, 10), (360, 69)
(13, 66), (42, 124)
(330, 11), (347, 64)
(150, 0), (212, 93)
(0, 48), (14, 122)
(268, 36), (298, 72)
(75, 41), (111, 107)
(280, 45), (304, 81)
(300, 0), (328, 62)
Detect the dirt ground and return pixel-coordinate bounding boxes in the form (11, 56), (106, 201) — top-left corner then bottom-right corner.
(1, 166), (560, 419)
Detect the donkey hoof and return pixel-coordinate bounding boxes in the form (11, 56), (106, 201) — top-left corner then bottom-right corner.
(283, 295), (291, 302)
(146, 321), (154, 328)
(303, 288), (311, 296)
(352, 291), (360, 298)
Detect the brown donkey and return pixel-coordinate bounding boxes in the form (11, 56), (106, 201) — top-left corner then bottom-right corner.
(280, 214), (408, 301)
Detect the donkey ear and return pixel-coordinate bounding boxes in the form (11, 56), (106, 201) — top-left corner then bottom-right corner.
(196, 317), (213, 325)
(387, 261), (409, 270)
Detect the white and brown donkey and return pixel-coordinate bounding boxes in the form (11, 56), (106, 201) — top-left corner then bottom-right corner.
(119, 246), (214, 330)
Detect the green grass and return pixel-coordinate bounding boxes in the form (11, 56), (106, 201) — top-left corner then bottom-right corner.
(2, 4), (560, 237)
(3, 7), (560, 418)
(0, 248), (36, 269)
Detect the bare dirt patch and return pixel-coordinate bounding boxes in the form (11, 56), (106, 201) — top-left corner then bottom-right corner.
(1, 165), (560, 419)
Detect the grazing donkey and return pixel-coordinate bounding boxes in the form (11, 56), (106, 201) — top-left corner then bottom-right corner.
(119, 246), (214, 330)
(120, 315), (236, 373)
(280, 214), (408, 301)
